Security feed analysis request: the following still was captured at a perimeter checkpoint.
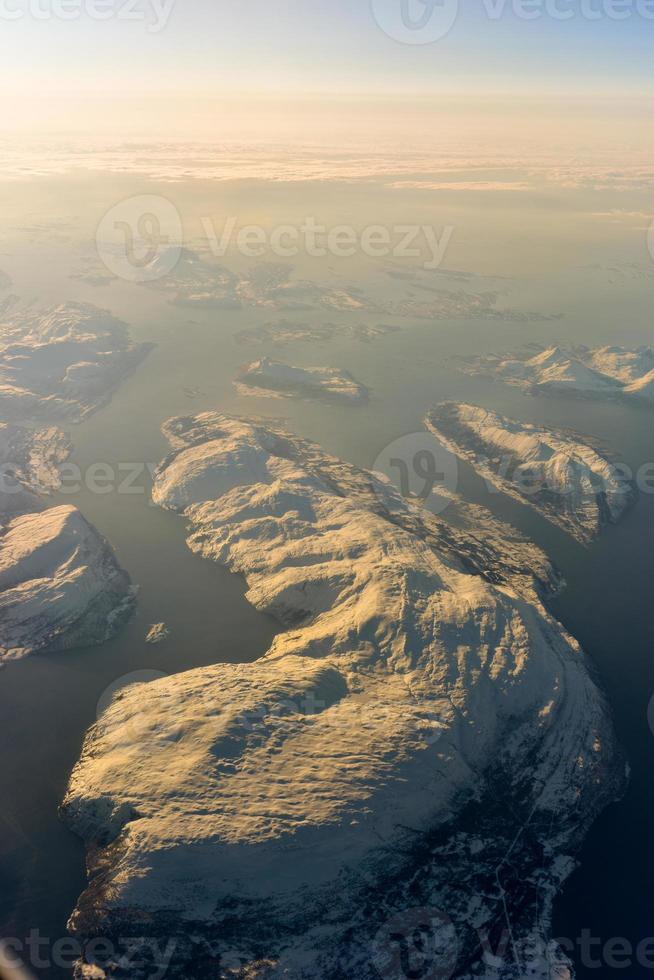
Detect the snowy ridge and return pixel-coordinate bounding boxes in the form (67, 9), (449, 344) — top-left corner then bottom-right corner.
(62, 414), (624, 979)
(457, 344), (654, 404)
(426, 402), (636, 544)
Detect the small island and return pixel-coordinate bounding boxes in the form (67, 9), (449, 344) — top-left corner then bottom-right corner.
(236, 356), (369, 404)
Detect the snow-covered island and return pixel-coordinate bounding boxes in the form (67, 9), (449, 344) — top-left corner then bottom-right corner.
(0, 505), (135, 664)
(457, 344), (654, 403)
(236, 357), (368, 404)
(0, 422), (71, 517)
(62, 413), (624, 980)
(0, 425), (135, 664)
(426, 402), (635, 544)
(0, 301), (145, 663)
(0, 301), (152, 421)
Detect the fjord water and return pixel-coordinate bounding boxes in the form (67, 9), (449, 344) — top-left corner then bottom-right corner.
(1, 179), (654, 977)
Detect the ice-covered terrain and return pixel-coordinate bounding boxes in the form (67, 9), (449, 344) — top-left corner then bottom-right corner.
(236, 357), (368, 403)
(0, 504), (135, 664)
(0, 306), (142, 663)
(426, 402), (635, 544)
(0, 301), (152, 421)
(62, 414), (624, 980)
(0, 422), (71, 518)
(0, 424), (134, 663)
(458, 344), (654, 403)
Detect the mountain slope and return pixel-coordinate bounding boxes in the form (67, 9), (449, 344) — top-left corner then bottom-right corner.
(62, 414), (624, 979)
(426, 402), (635, 544)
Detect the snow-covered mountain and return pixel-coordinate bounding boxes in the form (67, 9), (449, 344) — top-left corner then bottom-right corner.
(426, 402), (636, 544)
(62, 414), (624, 980)
(0, 504), (134, 663)
(458, 344), (654, 404)
(0, 301), (152, 421)
(0, 424), (134, 663)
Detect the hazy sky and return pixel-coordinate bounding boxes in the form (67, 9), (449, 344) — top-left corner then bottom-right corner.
(2, 0), (653, 138)
(5, 0), (653, 93)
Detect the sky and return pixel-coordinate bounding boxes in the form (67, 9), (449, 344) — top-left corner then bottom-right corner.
(2, 0), (653, 139)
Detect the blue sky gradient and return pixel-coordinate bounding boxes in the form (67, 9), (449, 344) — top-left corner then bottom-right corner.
(3, 0), (653, 99)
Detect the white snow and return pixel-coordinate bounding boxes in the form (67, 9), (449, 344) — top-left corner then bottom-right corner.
(458, 344), (654, 403)
(426, 402), (635, 544)
(62, 414), (623, 979)
(0, 504), (134, 663)
(0, 301), (152, 421)
(0, 423), (134, 663)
